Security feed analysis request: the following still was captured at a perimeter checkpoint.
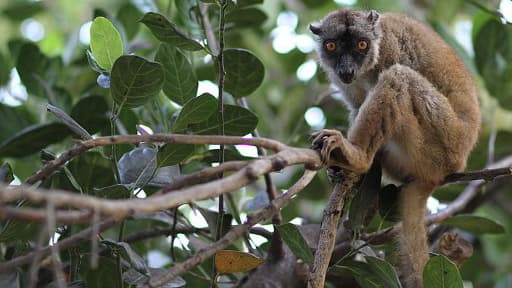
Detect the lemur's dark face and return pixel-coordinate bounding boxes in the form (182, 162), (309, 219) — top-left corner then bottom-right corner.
(310, 9), (381, 84)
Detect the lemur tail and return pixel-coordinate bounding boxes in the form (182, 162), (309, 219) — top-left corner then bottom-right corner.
(398, 181), (434, 288)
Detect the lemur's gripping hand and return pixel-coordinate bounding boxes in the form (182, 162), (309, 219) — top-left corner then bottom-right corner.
(311, 129), (345, 166)
(311, 129), (348, 182)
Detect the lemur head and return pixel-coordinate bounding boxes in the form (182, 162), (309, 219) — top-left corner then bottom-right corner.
(310, 9), (382, 84)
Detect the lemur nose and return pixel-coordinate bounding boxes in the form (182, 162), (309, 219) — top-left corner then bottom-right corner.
(338, 70), (354, 84)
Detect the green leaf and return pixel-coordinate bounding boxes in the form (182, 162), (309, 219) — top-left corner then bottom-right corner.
(364, 257), (402, 288)
(140, 12), (204, 51)
(349, 161), (381, 231)
(189, 104), (258, 136)
(223, 49), (265, 97)
(441, 215), (505, 235)
(276, 223), (313, 264)
(157, 144), (194, 166)
(93, 184), (132, 199)
(174, 0), (202, 32)
(0, 123), (71, 158)
(2, 1), (44, 21)
(110, 55), (164, 109)
(68, 152), (116, 193)
(471, 10), (494, 41)
(0, 103), (33, 144)
(337, 257), (402, 288)
(70, 95), (110, 134)
(0, 219), (39, 243)
(0, 50), (12, 86)
(198, 207), (233, 238)
(90, 16), (123, 70)
(196, 148), (254, 164)
(119, 109), (139, 134)
(226, 8), (267, 28)
(156, 43), (198, 105)
(16, 43), (53, 98)
(81, 256), (121, 288)
(336, 256), (402, 288)
(0, 162), (14, 183)
(378, 184), (400, 222)
(423, 255), (463, 288)
(430, 0), (463, 24)
(227, 0), (263, 8)
(116, 4), (143, 40)
(473, 17), (512, 109)
(173, 93), (217, 132)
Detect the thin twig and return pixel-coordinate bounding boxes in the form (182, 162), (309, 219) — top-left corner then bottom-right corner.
(308, 173), (359, 288)
(123, 226), (209, 243)
(442, 167), (511, 183)
(144, 170), (318, 288)
(158, 161), (247, 194)
(170, 208), (179, 261)
(47, 202), (66, 288)
(199, 2), (219, 55)
(27, 224), (48, 288)
(238, 97), (284, 259)
(90, 207), (100, 269)
(0, 219), (118, 272)
(464, 0), (512, 25)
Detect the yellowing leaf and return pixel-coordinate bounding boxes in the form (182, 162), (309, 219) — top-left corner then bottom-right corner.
(214, 250), (264, 274)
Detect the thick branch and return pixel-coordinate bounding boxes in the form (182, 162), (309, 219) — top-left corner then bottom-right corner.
(1, 148), (321, 219)
(25, 134), (287, 184)
(308, 173), (359, 288)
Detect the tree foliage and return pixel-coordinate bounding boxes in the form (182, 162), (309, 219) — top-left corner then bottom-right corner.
(0, 0), (511, 287)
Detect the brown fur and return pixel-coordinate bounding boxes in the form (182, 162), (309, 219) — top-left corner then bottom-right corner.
(310, 9), (480, 287)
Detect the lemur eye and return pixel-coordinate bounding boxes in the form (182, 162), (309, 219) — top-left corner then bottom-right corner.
(325, 41), (336, 52)
(357, 40), (368, 50)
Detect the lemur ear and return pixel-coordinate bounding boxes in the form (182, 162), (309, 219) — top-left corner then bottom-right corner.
(309, 23), (322, 35)
(367, 10), (380, 25)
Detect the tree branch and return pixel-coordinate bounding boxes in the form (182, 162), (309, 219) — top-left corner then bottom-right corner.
(1, 148), (321, 220)
(359, 156), (512, 248)
(0, 219), (119, 272)
(25, 134), (287, 185)
(144, 170), (318, 288)
(308, 173), (359, 288)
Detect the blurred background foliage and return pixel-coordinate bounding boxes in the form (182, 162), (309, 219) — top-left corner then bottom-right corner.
(0, 0), (512, 287)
